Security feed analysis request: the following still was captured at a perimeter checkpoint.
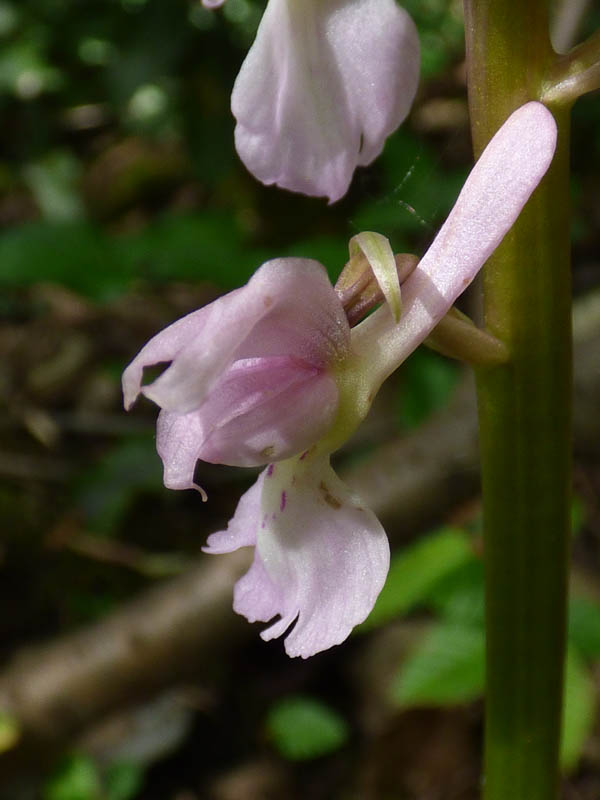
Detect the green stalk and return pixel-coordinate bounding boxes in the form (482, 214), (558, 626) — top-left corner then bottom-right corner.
(464, 2), (572, 799)
(543, 28), (600, 105)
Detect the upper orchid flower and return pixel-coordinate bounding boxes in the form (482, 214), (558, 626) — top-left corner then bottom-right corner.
(224, 0), (420, 202)
(123, 102), (558, 657)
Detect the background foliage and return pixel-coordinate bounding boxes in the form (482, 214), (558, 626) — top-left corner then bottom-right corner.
(1, 0), (600, 797)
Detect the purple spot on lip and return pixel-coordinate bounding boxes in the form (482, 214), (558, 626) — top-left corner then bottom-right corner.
(299, 451), (308, 461)
(280, 491), (287, 512)
(267, 464), (274, 477)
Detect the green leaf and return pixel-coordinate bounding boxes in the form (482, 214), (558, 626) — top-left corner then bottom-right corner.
(44, 754), (101, 800)
(124, 212), (267, 290)
(0, 221), (130, 301)
(428, 559), (486, 627)
(23, 150), (84, 222)
(361, 526), (473, 631)
(75, 437), (162, 534)
(266, 696), (349, 761)
(397, 349), (460, 430)
(561, 647), (596, 772)
(568, 593), (600, 660)
(0, 712), (19, 753)
(571, 494), (585, 537)
(105, 762), (144, 800)
(391, 623), (485, 707)
(401, 0), (465, 78)
(283, 234), (347, 284)
(352, 129), (468, 244)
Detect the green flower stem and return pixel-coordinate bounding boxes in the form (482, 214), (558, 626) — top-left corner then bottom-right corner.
(543, 28), (600, 105)
(464, 2), (572, 800)
(425, 307), (509, 366)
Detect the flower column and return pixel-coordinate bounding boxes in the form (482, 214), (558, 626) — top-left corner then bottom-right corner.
(464, 2), (572, 799)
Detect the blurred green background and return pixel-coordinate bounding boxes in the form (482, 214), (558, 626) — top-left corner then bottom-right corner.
(1, 0), (600, 798)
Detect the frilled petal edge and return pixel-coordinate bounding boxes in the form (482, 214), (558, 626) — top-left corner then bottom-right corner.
(204, 471), (265, 553)
(206, 456), (390, 658)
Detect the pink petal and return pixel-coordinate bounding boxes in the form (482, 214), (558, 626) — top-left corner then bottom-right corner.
(225, 456), (390, 658)
(197, 356), (339, 466)
(235, 261), (350, 367)
(156, 409), (206, 494)
(232, 0), (420, 203)
(122, 303), (218, 411)
(353, 102), (558, 381)
(124, 258), (349, 415)
(155, 356), (339, 478)
(210, 476), (285, 625)
(203, 470), (265, 553)
(234, 552), (285, 625)
(202, 0), (226, 7)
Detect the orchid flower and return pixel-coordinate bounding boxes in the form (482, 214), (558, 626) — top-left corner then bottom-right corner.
(220, 0), (420, 202)
(123, 102), (557, 657)
(123, 259), (349, 495)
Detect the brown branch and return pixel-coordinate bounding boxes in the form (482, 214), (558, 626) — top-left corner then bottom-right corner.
(0, 551), (251, 775)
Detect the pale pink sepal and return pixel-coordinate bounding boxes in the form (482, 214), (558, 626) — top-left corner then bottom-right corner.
(202, 0), (226, 7)
(123, 258), (349, 415)
(156, 409), (207, 493)
(205, 458), (390, 658)
(354, 101), (558, 381)
(232, 0), (420, 203)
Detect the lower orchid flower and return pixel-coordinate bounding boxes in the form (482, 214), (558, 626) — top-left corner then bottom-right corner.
(123, 102), (557, 657)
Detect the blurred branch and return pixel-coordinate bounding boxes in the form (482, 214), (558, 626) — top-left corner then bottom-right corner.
(1, 292), (600, 774)
(0, 451), (72, 482)
(551, 0), (592, 53)
(0, 551), (251, 777)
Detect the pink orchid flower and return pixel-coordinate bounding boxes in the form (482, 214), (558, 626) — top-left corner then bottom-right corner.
(123, 260), (349, 495)
(202, 0), (420, 202)
(123, 102), (557, 657)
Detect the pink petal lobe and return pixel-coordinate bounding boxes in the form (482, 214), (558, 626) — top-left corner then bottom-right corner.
(228, 457), (390, 658)
(235, 259), (350, 366)
(156, 409), (206, 494)
(197, 356), (339, 466)
(232, 0), (420, 202)
(234, 552), (285, 625)
(203, 471), (266, 553)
